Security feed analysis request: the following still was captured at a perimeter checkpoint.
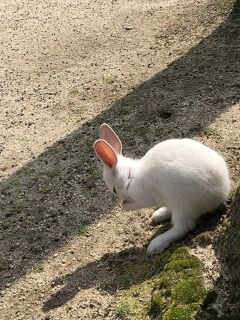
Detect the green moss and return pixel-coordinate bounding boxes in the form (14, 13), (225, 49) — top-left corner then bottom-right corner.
(151, 292), (167, 318)
(173, 278), (207, 304)
(164, 256), (200, 272)
(164, 248), (202, 272)
(116, 247), (208, 320)
(163, 303), (199, 320)
(192, 232), (212, 247)
(116, 299), (142, 319)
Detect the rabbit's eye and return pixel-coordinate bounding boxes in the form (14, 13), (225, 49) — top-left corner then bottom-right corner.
(113, 187), (117, 194)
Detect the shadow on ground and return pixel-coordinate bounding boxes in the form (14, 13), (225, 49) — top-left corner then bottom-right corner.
(0, 0), (240, 299)
(43, 206), (225, 311)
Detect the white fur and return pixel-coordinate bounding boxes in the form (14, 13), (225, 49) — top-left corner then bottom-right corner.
(96, 131), (230, 255)
(150, 207), (171, 226)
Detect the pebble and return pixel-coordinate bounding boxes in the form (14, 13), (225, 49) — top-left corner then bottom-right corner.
(124, 26), (133, 31)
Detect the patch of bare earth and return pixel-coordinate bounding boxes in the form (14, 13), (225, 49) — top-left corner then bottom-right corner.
(0, 0), (239, 319)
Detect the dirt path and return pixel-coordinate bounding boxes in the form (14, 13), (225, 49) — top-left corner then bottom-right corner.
(0, 0), (239, 319)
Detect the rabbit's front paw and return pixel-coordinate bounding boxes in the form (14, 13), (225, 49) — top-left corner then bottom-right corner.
(147, 236), (169, 255)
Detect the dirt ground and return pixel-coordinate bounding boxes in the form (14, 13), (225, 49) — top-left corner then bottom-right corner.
(0, 0), (239, 319)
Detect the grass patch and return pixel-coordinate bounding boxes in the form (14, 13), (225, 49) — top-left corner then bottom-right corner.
(40, 186), (52, 194)
(5, 200), (24, 217)
(115, 247), (208, 320)
(44, 168), (59, 178)
(121, 275), (133, 287)
(213, 0), (234, 12)
(33, 263), (44, 273)
(27, 232), (43, 243)
(71, 162), (84, 174)
(116, 105), (131, 116)
(21, 167), (35, 174)
(71, 104), (87, 115)
(83, 167), (102, 189)
(89, 168), (102, 181)
(65, 101), (87, 115)
(79, 226), (89, 236)
(105, 74), (117, 84)
(28, 233), (42, 243)
(69, 86), (79, 96)
(30, 245), (43, 255)
(202, 125), (223, 140)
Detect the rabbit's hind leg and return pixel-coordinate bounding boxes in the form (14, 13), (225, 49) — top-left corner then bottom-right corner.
(147, 214), (196, 255)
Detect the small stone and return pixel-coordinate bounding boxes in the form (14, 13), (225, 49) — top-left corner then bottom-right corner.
(124, 26), (133, 31)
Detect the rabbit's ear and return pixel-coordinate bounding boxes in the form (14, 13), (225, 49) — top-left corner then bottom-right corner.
(94, 139), (118, 168)
(99, 123), (122, 155)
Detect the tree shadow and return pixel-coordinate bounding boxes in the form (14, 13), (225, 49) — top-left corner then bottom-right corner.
(0, 0), (240, 296)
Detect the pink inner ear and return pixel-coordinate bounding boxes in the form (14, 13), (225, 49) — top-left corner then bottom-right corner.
(94, 140), (118, 168)
(99, 123), (122, 155)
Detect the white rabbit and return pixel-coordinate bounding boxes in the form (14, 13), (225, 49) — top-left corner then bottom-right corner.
(94, 123), (230, 255)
